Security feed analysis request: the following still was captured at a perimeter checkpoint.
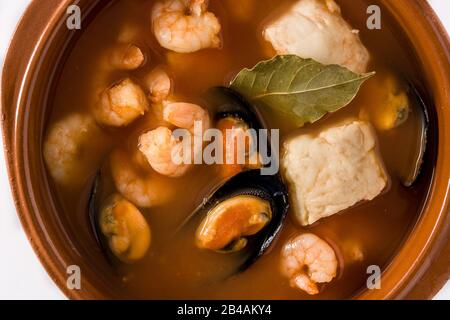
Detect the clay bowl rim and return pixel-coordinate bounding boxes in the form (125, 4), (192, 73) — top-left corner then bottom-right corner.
(1, 0), (449, 300)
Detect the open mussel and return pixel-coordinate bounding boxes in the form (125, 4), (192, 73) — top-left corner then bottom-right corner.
(88, 172), (151, 264)
(178, 87), (289, 276)
(206, 86), (280, 176)
(208, 86), (267, 131)
(368, 77), (431, 187)
(88, 172), (104, 249)
(400, 83), (429, 187)
(196, 194), (272, 253)
(190, 169), (289, 269)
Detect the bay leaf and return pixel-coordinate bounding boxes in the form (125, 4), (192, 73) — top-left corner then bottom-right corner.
(230, 55), (375, 126)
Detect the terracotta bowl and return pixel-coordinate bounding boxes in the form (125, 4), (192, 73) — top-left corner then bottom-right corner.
(1, 0), (449, 300)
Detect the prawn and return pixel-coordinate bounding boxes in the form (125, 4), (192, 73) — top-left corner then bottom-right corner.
(43, 113), (105, 187)
(109, 43), (145, 71)
(138, 102), (210, 177)
(152, 0), (222, 53)
(144, 67), (173, 105)
(110, 149), (175, 208)
(94, 78), (149, 127)
(280, 233), (338, 295)
(92, 24), (148, 127)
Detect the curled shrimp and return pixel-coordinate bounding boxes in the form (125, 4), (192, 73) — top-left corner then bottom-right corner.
(107, 23), (146, 71)
(94, 78), (150, 127)
(91, 24), (148, 127)
(109, 43), (145, 71)
(139, 67), (175, 123)
(43, 113), (105, 187)
(280, 233), (338, 295)
(144, 67), (173, 105)
(110, 149), (174, 208)
(138, 102), (210, 177)
(152, 0), (222, 53)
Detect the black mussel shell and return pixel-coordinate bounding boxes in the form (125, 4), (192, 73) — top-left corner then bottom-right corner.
(88, 171), (115, 264)
(206, 86), (267, 131)
(402, 83), (430, 187)
(180, 170), (289, 275)
(88, 171), (103, 247)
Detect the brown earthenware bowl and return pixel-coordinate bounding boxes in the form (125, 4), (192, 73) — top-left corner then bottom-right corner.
(1, 0), (449, 300)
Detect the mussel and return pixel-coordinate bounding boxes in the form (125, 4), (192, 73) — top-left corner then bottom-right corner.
(210, 86), (268, 131)
(179, 87), (289, 275)
(208, 86), (280, 175)
(368, 77), (431, 187)
(196, 194), (272, 253)
(88, 172), (151, 264)
(210, 87), (266, 178)
(189, 169), (289, 269)
(400, 84), (430, 187)
(88, 172), (104, 250)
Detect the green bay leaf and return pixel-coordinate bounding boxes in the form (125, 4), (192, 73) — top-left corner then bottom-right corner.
(230, 55), (375, 127)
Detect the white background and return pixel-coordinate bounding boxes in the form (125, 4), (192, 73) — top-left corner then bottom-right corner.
(0, 0), (449, 300)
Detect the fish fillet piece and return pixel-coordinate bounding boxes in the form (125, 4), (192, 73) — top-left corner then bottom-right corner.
(282, 121), (388, 226)
(263, 0), (370, 74)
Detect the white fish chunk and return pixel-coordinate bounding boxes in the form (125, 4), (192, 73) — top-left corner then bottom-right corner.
(282, 121), (388, 226)
(263, 0), (370, 74)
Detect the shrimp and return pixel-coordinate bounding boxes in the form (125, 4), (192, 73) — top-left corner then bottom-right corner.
(144, 67), (172, 104)
(110, 149), (175, 208)
(138, 102), (210, 177)
(43, 113), (105, 187)
(109, 43), (145, 71)
(138, 67), (174, 123)
(108, 23), (146, 71)
(152, 0), (222, 53)
(91, 23), (147, 127)
(280, 233), (338, 295)
(94, 78), (150, 127)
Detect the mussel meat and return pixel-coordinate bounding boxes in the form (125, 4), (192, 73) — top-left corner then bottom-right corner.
(196, 194), (272, 252)
(89, 172), (151, 264)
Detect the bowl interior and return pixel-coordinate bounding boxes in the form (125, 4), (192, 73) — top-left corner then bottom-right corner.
(2, 0), (449, 299)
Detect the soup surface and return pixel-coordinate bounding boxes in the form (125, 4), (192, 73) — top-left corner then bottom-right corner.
(44, 0), (433, 299)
